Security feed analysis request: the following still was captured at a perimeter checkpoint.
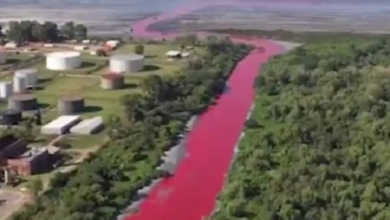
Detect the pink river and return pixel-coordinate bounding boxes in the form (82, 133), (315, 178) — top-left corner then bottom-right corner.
(127, 1), (302, 219)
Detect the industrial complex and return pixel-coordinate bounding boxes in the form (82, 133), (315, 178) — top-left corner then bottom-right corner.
(0, 38), (192, 191)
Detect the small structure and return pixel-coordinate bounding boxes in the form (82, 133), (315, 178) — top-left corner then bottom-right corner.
(5, 42), (18, 49)
(41, 115), (81, 135)
(181, 52), (191, 58)
(46, 51), (81, 71)
(15, 68), (38, 88)
(70, 116), (104, 135)
(7, 147), (52, 176)
(13, 75), (26, 93)
(109, 54), (144, 73)
(0, 134), (27, 164)
(106, 40), (120, 49)
(43, 44), (54, 48)
(57, 95), (85, 115)
(101, 73), (124, 90)
(165, 50), (182, 59)
(1, 109), (22, 125)
(82, 39), (91, 44)
(0, 81), (13, 98)
(74, 45), (88, 51)
(0, 50), (6, 64)
(8, 94), (38, 111)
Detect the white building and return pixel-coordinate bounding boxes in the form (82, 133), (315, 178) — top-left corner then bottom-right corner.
(5, 42), (18, 49)
(41, 115), (81, 135)
(165, 50), (182, 58)
(70, 116), (104, 135)
(106, 40), (120, 49)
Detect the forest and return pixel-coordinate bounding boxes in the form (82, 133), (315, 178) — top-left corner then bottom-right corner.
(4, 21), (87, 44)
(10, 37), (250, 220)
(213, 37), (390, 220)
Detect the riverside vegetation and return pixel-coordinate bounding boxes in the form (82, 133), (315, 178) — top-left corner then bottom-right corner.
(10, 37), (250, 220)
(213, 37), (390, 220)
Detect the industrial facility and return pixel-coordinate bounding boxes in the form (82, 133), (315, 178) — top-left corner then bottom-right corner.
(57, 95), (85, 115)
(15, 69), (39, 88)
(46, 51), (81, 71)
(109, 54), (144, 73)
(101, 73), (124, 90)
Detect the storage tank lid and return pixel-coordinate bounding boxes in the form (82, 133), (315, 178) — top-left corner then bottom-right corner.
(47, 51), (81, 58)
(111, 54), (144, 61)
(10, 94), (36, 101)
(61, 95), (84, 101)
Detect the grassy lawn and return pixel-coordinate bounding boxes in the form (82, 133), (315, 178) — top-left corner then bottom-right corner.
(61, 134), (107, 149)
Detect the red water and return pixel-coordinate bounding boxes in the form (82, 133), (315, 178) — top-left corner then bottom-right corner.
(127, 1), (290, 220)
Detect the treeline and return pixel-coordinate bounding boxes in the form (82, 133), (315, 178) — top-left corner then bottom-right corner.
(214, 29), (390, 44)
(5, 21), (87, 44)
(213, 38), (390, 220)
(10, 38), (250, 220)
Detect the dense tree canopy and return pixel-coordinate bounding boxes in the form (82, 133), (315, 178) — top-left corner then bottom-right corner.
(6, 20), (88, 44)
(213, 39), (390, 220)
(11, 38), (250, 220)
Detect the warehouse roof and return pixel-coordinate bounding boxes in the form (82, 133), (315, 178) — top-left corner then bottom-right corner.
(42, 115), (81, 129)
(70, 116), (104, 135)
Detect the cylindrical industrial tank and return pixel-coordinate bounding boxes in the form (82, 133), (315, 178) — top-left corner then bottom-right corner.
(0, 51), (6, 65)
(58, 95), (85, 115)
(1, 109), (22, 125)
(8, 94), (38, 111)
(109, 54), (144, 73)
(0, 81), (13, 99)
(15, 69), (38, 88)
(101, 74), (124, 90)
(13, 75), (26, 93)
(46, 51), (81, 71)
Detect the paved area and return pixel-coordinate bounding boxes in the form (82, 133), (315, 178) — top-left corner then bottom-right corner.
(0, 189), (28, 220)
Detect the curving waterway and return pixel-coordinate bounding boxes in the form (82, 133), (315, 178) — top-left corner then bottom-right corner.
(127, 1), (288, 220)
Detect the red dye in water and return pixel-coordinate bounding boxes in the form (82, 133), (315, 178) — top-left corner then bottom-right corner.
(127, 1), (290, 220)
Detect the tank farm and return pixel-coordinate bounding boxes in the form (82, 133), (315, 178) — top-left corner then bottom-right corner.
(125, 1), (302, 220)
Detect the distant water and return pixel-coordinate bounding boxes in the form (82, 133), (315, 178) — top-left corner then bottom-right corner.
(0, 0), (192, 35)
(0, 0), (390, 35)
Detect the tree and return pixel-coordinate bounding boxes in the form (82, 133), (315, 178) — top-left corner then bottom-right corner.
(134, 44), (144, 55)
(74, 24), (87, 41)
(60, 21), (75, 39)
(29, 178), (43, 199)
(96, 49), (106, 57)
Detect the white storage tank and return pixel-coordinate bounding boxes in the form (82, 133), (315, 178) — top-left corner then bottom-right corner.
(109, 54), (144, 73)
(15, 69), (38, 88)
(0, 81), (13, 98)
(0, 51), (6, 65)
(46, 51), (81, 71)
(13, 75), (26, 93)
